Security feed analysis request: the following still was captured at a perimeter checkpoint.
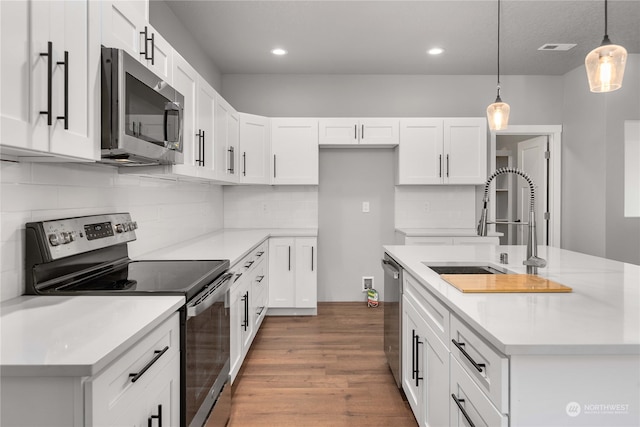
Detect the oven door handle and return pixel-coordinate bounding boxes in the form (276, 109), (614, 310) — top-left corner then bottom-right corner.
(187, 272), (234, 318)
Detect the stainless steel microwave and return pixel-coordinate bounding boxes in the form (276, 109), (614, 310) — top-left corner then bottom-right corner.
(101, 47), (184, 166)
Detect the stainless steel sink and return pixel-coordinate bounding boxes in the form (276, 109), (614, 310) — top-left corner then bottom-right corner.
(423, 264), (506, 275)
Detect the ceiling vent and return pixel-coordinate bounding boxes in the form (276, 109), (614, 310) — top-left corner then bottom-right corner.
(538, 43), (577, 51)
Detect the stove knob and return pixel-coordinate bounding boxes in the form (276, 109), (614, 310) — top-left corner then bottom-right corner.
(131, 221), (138, 230)
(61, 232), (71, 244)
(68, 232), (76, 242)
(115, 224), (125, 233)
(48, 233), (61, 246)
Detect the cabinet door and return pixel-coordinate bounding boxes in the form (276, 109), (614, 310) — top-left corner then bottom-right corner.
(268, 238), (295, 307)
(239, 113), (270, 184)
(398, 119), (444, 184)
(420, 311), (450, 427)
(141, 351), (180, 427)
(196, 76), (217, 177)
(143, 24), (172, 83)
(402, 296), (422, 417)
(49, 0), (100, 160)
(101, 1), (147, 60)
(318, 118), (358, 145)
(271, 118), (319, 185)
(1, 0), (44, 152)
(229, 279), (244, 383)
(294, 238), (317, 308)
(360, 118), (399, 145)
(444, 118), (487, 185)
(172, 53), (198, 169)
(215, 95), (239, 183)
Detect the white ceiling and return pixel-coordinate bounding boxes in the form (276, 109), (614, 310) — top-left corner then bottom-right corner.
(164, 0), (640, 76)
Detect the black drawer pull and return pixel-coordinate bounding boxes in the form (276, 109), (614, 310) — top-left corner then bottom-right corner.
(256, 275), (265, 283)
(256, 251), (264, 257)
(148, 404), (162, 427)
(451, 394), (475, 427)
(244, 260), (254, 268)
(452, 339), (485, 373)
(129, 346), (169, 383)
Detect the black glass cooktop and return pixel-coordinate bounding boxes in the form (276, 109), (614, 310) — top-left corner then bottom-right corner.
(51, 260), (229, 301)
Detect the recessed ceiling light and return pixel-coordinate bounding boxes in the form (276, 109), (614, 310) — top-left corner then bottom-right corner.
(538, 43), (576, 51)
(271, 48), (288, 56)
(427, 47), (444, 55)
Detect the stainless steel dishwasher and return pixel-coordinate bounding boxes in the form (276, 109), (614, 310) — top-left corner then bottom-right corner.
(382, 254), (403, 388)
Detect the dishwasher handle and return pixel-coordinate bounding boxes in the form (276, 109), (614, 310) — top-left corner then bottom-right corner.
(381, 259), (400, 279)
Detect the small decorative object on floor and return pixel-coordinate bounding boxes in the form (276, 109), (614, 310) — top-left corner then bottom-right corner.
(367, 289), (379, 307)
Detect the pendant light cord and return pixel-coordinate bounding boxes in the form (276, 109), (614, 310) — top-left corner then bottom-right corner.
(497, 0), (501, 89)
(604, 0), (608, 38)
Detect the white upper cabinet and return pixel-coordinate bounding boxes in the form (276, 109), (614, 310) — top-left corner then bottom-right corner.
(1, 0), (100, 161)
(319, 118), (399, 146)
(101, 1), (172, 82)
(195, 76), (217, 179)
(398, 118), (487, 185)
(270, 118), (319, 185)
(171, 52), (198, 175)
(215, 95), (240, 183)
(239, 113), (270, 185)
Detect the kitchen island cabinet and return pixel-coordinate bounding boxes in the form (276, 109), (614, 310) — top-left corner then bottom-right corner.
(384, 244), (640, 426)
(0, 295), (184, 426)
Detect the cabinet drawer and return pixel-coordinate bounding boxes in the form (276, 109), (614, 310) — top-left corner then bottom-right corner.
(86, 313), (180, 421)
(450, 316), (508, 413)
(450, 356), (508, 427)
(404, 273), (449, 347)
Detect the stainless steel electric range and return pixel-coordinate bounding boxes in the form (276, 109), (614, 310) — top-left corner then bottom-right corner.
(25, 213), (231, 427)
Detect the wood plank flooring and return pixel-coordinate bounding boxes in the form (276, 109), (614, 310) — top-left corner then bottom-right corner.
(225, 302), (417, 427)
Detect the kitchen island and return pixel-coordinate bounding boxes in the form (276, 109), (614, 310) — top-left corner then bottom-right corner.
(384, 244), (639, 426)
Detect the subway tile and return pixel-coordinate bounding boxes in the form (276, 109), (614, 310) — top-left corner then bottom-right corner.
(0, 269), (22, 301)
(31, 163), (114, 187)
(1, 183), (59, 212)
(0, 161), (32, 184)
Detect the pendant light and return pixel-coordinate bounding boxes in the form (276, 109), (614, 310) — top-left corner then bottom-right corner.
(487, 0), (510, 131)
(585, 0), (627, 93)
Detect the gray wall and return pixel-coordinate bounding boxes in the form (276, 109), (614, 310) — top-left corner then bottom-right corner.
(149, 0), (222, 91)
(222, 74), (563, 122)
(318, 148), (395, 302)
(562, 54), (640, 264)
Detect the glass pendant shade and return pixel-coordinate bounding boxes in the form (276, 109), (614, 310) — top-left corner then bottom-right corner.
(585, 40), (627, 93)
(487, 96), (510, 130)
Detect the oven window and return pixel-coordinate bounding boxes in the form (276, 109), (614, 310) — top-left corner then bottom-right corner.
(186, 297), (230, 425)
(125, 73), (170, 146)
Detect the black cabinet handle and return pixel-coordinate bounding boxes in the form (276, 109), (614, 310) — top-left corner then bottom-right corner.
(39, 41), (52, 125)
(244, 260), (254, 268)
(195, 130), (202, 165)
(56, 51), (68, 129)
(256, 275), (265, 283)
(129, 346), (169, 383)
(311, 246), (314, 271)
(243, 152), (246, 176)
(150, 31), (155, 65)
(439, 154), (442, 178)
(354, 124), (357, 140)
(361, 124), (364, 140)
(288, 246), (291, 271)
(201, 130), (205, 166)
(451, 394), (475, 427)
(256, 251), (264, 257)
(148, 404), (162, 427)
(256, 306), (265, 316)
(140, 26), (153, 62)
(413, 330), (423, 386)
(273, 154), (277, 178)
(446, 154), (450, 177)
(452, 339), (485, 373)
(241, 291), (249, 331)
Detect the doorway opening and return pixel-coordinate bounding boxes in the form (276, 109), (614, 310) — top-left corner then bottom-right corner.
(489, 125), (562, 248)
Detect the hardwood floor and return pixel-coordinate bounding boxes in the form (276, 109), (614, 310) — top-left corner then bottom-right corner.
(226, 302), (417, 427)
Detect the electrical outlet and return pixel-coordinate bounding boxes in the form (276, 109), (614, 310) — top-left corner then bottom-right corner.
(362, 201), (370, 213)
(423, 202), (430, 213)
(362, 276), (374, 292)
(261, 202), (268, 212)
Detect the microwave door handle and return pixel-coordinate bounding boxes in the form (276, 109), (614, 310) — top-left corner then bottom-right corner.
(186, 272), (234, 318)
(164, 101), (182, 150)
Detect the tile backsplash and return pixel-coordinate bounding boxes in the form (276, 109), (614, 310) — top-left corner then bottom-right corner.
(395, 186), (476, 229)
(0, 161), (224, 302)
(223, 185), (318, 228)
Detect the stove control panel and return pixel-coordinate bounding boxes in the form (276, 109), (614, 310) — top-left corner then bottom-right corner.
(28, 213), (137, 260)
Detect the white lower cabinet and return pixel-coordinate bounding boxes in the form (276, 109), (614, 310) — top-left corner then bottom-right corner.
(230, 241), (268, 383)
(0, 312), (181, 427)
(268, 237), (317, 315)
(403, 291), (450, 427)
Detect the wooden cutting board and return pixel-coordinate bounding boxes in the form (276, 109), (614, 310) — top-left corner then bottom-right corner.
(441, 274), (572, 293)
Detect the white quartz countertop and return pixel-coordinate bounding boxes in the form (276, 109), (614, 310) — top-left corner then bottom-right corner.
(396, 228), (502, 237)
(383, 244), (640, 355)
(138, 228), (317, 266)
(0, 295), (184, 377)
